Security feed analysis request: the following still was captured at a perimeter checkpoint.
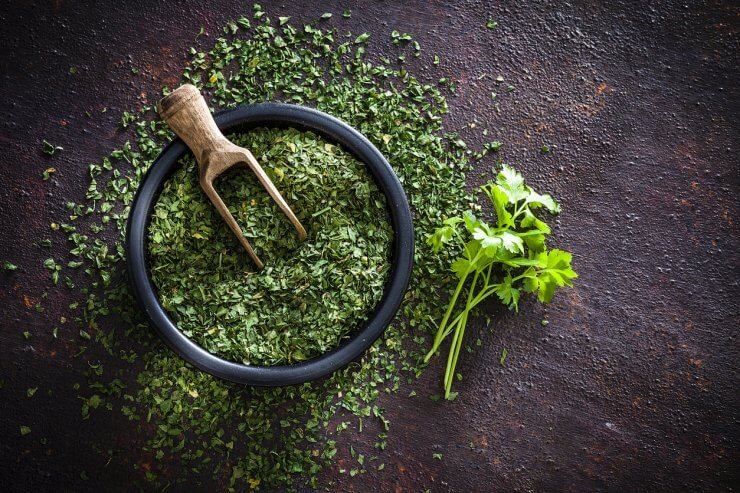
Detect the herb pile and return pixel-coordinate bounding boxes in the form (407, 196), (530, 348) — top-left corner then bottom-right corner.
(45, 6), (472, 489)
(33, 5), (574, 490)
(148, 127), (392, 365)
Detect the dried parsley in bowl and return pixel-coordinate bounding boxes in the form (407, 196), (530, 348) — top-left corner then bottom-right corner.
(147, 127), (393, 366)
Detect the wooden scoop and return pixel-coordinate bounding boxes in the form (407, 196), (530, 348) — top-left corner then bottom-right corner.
(158, 84), (307, 270)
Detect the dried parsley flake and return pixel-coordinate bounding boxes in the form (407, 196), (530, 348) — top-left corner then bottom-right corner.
(43, 5), (481, 490)
(147, 127), (392, 365)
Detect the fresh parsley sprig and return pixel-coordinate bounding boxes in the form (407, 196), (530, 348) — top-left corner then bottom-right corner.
(425, 165), (577, 399)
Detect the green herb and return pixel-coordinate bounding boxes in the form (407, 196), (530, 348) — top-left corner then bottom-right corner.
(42, 140), (62, 155)
(120, 111), (137, 128)
(320, 12), (332, 20)
(20, 426), (31, 436)
(485, 141), (502, 152)
(3, 260), (17, 271)
(390, 30), (413, 44)
(42, 167), (56, 180)
(43, 257), (61, 285)
(486, 19), (498, 29)
(147, 128), (392, 365)
(425, 165), (577, 399)
(499, 348), (508, 366)
(342, 9), (352, 18)
(40, 6), (507, 489)
(27, 387), (38, 397)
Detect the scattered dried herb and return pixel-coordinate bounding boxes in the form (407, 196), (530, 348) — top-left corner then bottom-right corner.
(42, 167), (56, 180)
(41, 139), (62, 155)
(147, 127), (392, 365)
(37, 5), (531, 490)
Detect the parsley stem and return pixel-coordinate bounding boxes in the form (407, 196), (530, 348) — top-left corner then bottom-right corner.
(440, 264), (566, 338)
(424, 249), (483, 362)
(512, 200), (526, 220)
(424, 272), (469, 362)
(443, 269), (478, 398)
(515, 229), (545, 236)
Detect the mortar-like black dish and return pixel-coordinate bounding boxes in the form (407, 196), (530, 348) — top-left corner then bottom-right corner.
(126, 103), (414, 386)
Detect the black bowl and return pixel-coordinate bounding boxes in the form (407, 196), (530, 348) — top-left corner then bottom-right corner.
(126, 103), (414, 386)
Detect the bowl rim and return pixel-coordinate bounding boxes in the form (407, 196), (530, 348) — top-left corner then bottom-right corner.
(125, 102), (414, 386)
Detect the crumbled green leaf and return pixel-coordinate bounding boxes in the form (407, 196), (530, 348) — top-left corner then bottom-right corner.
(40, 6), (521, 489)
(390, 30), (413, 43)
(148, 128), (392, 365)
(42, 140), (62, 156)
(42, 167), (57, 180)
(354, 32), (370, 44)
(499, 348), (508, 366)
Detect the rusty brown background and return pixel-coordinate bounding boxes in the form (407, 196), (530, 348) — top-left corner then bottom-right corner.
(1, 0), (738, 491)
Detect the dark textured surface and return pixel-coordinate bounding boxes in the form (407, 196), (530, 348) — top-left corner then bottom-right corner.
(1, 1), (738, 491)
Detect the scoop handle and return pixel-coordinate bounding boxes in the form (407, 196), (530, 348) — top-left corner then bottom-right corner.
(158, 84), (228, 165)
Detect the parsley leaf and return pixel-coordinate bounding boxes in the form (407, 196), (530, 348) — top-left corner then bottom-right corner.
(424, 166), (577, 398)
